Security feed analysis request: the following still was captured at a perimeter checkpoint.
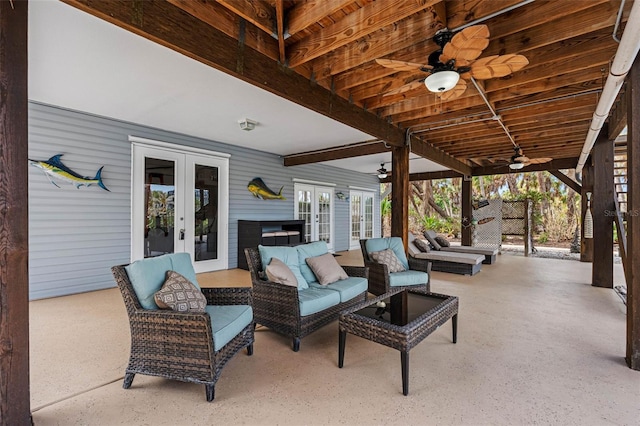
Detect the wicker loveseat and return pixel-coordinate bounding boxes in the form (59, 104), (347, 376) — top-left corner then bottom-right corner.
(359, 237), (431, 296)
(111, 253), (254, 402)
(245, 242), (368, 352)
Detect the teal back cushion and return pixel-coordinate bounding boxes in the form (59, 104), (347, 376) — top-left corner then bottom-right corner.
(365, 237), (409, 270)
(258, 245), (309, 289)
(125, 253), (199, 310)
(296, 241), (329, 284)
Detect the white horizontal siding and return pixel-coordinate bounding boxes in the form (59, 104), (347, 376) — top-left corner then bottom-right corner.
(28, 101), (380, 299)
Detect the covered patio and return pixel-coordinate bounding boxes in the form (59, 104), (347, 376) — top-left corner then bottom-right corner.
(29, 252), (637, 424)
(2, 1), (640, 423)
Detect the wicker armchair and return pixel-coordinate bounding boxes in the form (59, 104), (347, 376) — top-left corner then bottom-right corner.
(244, 247), (368, 352)
(359, 238), (431, 296)
(111, 264), (254, 402)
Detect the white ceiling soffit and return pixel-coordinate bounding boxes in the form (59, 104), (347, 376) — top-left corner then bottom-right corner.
(28, 1), (449, 175)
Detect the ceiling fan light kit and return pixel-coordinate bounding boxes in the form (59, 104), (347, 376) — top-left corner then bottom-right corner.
(377, 163), (388, 179)
(509, 162), (525, 170)
(425, 70), (460, 93)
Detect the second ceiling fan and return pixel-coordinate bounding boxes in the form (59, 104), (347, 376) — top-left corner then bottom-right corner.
(375, 25), (529, 101)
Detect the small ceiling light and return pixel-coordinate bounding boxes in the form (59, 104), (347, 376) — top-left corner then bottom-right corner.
(424, 70), (460, 93)
(377, 163), (388, 179)
(238, 118), (257, 131)
(509, 162), (525, 170)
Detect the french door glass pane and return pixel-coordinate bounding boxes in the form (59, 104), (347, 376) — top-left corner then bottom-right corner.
(317, 191), (331, 244)
(351, 195), (362, 243)
(364, 196), (374, 238)
(144, 158), (175, 258)
(194, 164), (219, 261)
(298, 190), (312, 243)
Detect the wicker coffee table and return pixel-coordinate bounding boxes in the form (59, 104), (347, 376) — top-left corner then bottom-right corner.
(339, 289), (458, 395)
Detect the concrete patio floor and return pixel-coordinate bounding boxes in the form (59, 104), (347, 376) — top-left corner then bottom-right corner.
(29, 251), (639, 425)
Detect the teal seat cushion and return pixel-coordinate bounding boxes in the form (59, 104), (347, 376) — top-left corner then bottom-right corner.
(389, 270), (429, 287)
(365, 237), (409, 270)
(125, 253), (200, 310)
(298, 287), (340, 316)
(170, 252), (200, 288)
(259, 245), (309, 289)
(206, 305), (253, 351)
(308, 277), (367, 303)
(125, 254), (174, 310)
(296, 241), (329, 284)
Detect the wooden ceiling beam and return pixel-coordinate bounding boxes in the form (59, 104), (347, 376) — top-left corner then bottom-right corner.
(286, 0), (356, 37)
(608, 86), (628, 140)
(287, 0), (439, 68)
(215, 0), (276, 36)
(275, 0), (285, 63)
(283, 140), (389, 166)
(167, 0), (279, 60)
(389, 98), (489, 124)
(397, 106), (491, 129)
(493, 78), (603, 109)
(311, 5), (446, 80)
(446, 0), (523, 30)
(472, 157), (579, 176)
(549, 170), (582, 193)
(380, 169), (463, 183)
(450, 140), (588, 159)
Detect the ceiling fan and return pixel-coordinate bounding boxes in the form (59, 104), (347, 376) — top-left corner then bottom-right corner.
(375, 25), (529, 101)
(376, 163), (388, 179)
(505, 146), (552, 170)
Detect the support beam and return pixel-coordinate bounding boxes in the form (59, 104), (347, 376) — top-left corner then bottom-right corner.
(283, 140), (388, 166)
(580, 161), (594, 262)
(591, 127), (614, 288)
(461, 178), (473, 246)
(391, 145), (410, 250)
(550, 170), (582, 193)
(0, 1), (31, 423)
(380, 169), (463, 183)
(471, 157), (579, 176)
(626, 56), (640, 370)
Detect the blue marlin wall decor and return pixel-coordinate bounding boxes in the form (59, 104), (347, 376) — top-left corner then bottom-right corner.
(29, 154), (110, 191)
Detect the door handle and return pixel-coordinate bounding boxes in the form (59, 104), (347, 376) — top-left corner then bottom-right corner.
(179, 229), (185, 240)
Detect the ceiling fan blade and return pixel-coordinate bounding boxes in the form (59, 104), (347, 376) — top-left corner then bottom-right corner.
(470, 54), (529, 80)
(382, 79), (425, 96)
(437, 78), (467, 101)
(440, 25), (490, 64)
(526, 157), (553, 165)
(375, 58), (429, 72)
(513, 155), (530, 162)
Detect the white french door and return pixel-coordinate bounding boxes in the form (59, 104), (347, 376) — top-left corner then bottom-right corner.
(131, 139), (229, 272)
(294, 183), (334, 252)
(349, 190), (375, 249)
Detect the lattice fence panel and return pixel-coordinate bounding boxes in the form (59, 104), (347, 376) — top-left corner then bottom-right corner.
(472, 199), (502, 249)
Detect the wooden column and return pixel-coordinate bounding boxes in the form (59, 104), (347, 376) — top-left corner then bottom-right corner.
(580, 161), (594, 262)
(626, 55), (640, 370)
(591, 126), (615, 288)
(391, 145), (409, 250)
(461, 177), (472, 246)
(0, 1), (31, 424)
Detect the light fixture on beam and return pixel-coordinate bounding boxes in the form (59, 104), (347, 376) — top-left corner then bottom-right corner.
(238, 118), (257, 131)
(509, 161), (525, 170)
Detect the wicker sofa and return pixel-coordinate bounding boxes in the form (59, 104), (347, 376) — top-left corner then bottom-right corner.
(245, 242), (368, 352)
(111, 253), (254, 402)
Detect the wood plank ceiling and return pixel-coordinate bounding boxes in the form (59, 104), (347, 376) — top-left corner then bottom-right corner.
(63, 0), (630, 176)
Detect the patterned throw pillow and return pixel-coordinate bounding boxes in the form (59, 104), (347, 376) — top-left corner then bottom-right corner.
(370, 249), (406, 273)
(435, 235), (450, 247)
(414, 238), (431, 253)
(154, 271), (207, 313)
(266, 258), (298, 287)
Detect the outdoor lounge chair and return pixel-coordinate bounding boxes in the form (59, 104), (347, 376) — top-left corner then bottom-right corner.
(408, 233), (483, 276)
(111, 253), (254, 402)
(424, 230), (499, 264)
(360, 237), (431, 296)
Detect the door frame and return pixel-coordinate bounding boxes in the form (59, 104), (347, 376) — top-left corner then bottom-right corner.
(349, 189), (376, 249)
(293, 180), (335, 252)
(130, 136), (230, 272)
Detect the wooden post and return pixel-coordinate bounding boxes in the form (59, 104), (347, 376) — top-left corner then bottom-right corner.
(0, 1), (31, 424)
(580, 161), (594, 262)
(591, 126), (614, 288)
(461, 177), (472, 246)
(626, 55), (640, 370)
(391, 145), (409, 250)
(524, 199), (531, 257)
